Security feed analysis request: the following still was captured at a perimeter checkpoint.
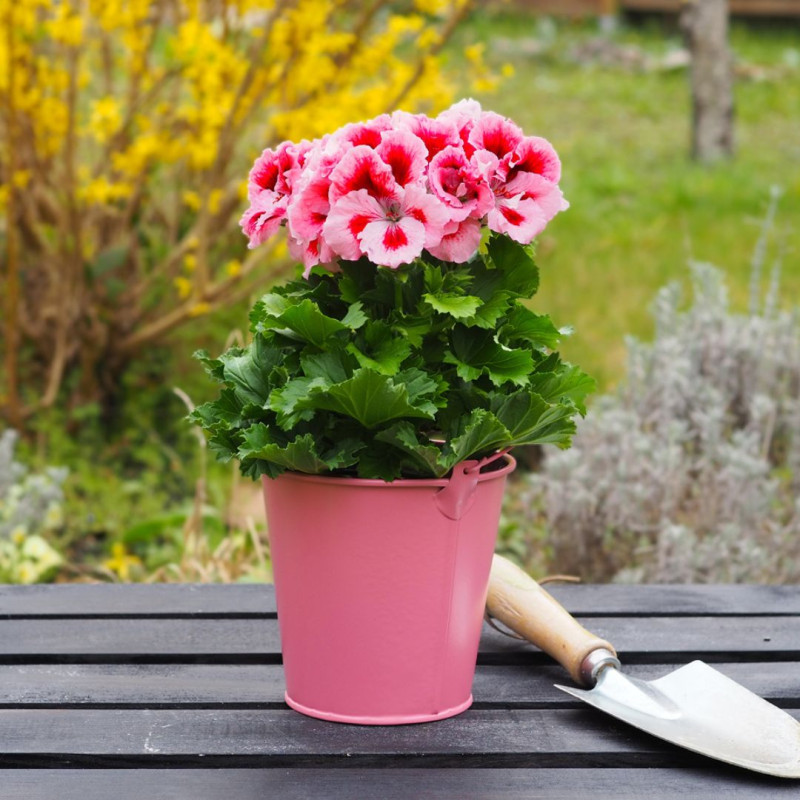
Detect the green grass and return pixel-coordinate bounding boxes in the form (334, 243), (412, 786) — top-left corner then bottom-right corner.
(448, 12), (800, 388)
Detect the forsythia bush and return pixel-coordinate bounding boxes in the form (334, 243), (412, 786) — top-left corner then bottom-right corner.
(0, 0), (479, 425)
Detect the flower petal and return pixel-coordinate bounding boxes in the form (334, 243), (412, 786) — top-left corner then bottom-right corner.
(240, 193), (288, 248)
(487, 195), (548, 244)
(401, 184), (451, 248)
(468, 111), (524, 160)
(508, 135), (562, 184)
(426, 217), (482, 263)
(329, 145), (399, 203)
(392, 110), (461, 160)
(322, 189), (384, 261)
(377, 129), (428, 187)
(359, 217), (426, 268)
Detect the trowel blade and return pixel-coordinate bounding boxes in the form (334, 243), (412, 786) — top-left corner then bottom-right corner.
(556, 660), (800, 778)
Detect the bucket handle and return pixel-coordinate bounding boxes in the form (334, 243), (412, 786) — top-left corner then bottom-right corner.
(434, 448), (512, 521)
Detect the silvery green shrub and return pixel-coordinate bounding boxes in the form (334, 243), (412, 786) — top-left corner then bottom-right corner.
(521, 261), (800, 583)
(0, 430), (66, 583)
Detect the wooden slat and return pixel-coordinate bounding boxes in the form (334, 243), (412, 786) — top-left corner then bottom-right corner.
(0, 768), (797, 800)
(0, 706), (777, 766)
(2, 583), (799, 618)
(0, 619), (280, 660)
(1, 662), (797, 708)
(480, 616), (800, 662)
(2, 616), (797, 661)
(0, 584), (276, 618)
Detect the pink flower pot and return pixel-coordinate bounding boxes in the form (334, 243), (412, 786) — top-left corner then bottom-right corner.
(262, 455), (515, 725)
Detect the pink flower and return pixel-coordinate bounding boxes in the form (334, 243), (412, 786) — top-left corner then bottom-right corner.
(470, 129), (568, 242)
(468, 111), (524, 161)
(247, 140), (310, 203)
(328, 145), (398, 205)
(437, 99), (483, 156)
(507, 136), (562, 185)
(240, 192), (289, 249)
(323, 185), (449, 268)
(289, 235), (337, 278)
(429, 146), (493, 222)
(392, 110), (461, 160)
(240, 101), (568, 266)
(486, 194), (549, 244)
(333, 115), (393, 149)
(426, 217), (482, 263)
(284, 138), (345, 268)
(376, 129), (428, 188)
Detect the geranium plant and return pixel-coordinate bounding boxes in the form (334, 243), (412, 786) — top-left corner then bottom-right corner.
(192, 100), (595, 481)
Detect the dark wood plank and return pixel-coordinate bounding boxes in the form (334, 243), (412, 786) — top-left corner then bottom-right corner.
(1, 707), (799, 767)
(2, 662), (797, 708)
(0, 707), (719, 765)
(0, 584), (276, 618)
(0, 664), (285, 707)
(2, 583), (798, 618)
(0, 768), (797, 800)
(479, 615), (800, 662)
(0, 619), (280, 661)
(1, 616), (797, 661)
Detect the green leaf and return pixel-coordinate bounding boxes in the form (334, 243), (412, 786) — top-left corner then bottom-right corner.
(240, 428), (329, 474)
(443, 408), (511, 467)
(268, 376), (328, 428)
(491, 391), (577, 447)
(501, 305), (562, 350)
(190, 389), (243, 428)
(341, 301), (368, 329)
(346, 322), (411, 376)
(528, 365), (597, 415)
(486, 235), (540, 297)
(194, 349), (225, 382)
(375, 422), (446, 477)
(423, 292), (483, 319)
(219, 337), (280, 405)
(396, 367), (444, 417)
(206, 427), (244, 463)
(255, 295), (348, 347)
(461, 292), (512, 329)
(301, 350), (351, 383)
(355, 441), (405, 481)
(445, 327), (534, 387)
(312, 369), (436, 428)
(275, 299), (348, 347)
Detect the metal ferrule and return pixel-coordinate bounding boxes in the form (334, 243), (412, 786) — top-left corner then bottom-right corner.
(580, 648), (622, 687)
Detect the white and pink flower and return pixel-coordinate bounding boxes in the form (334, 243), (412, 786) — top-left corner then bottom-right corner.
(323, 185), (449, 269)
(239, 99), (568, 269)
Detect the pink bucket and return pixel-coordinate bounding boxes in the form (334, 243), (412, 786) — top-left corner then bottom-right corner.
(262, 454), (515, 725)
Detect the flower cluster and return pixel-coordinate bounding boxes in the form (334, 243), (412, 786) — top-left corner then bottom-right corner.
(241, 100), (568, 272)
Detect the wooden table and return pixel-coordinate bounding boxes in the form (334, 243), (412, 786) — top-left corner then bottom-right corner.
(1, 582), (798, 798)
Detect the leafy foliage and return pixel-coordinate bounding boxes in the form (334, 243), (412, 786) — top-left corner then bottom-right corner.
(0, 430), (66, 583)
(192, 235), (594, 481)
(519, 261), (800, 583)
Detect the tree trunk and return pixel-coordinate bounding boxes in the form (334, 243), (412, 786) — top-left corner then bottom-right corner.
(681, 0), (735, 163)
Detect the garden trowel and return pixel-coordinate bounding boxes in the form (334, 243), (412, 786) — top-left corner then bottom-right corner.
(486, 554), (800, 778)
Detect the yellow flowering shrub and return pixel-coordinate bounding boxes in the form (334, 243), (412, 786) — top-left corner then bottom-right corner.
(0, 0), (478, 424)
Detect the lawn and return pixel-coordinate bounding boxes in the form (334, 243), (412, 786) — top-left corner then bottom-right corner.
(452, 12), (800, 388)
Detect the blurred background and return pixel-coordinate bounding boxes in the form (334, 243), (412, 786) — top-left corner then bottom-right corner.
(1, 0), (798, 584)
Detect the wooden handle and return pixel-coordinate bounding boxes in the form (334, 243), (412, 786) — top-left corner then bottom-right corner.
(486, 554), (617, 686)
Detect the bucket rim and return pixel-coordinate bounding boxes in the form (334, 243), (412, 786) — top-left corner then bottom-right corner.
(264, 453), (516, 489)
